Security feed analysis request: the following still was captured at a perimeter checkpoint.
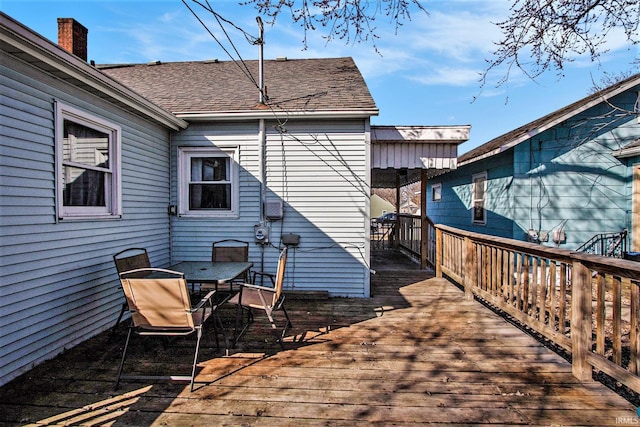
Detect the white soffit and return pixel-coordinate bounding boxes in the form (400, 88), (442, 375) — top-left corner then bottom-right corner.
(371, 125), (469, 170)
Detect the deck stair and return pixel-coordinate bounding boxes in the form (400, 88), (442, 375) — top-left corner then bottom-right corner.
(575, 230), (627, 258)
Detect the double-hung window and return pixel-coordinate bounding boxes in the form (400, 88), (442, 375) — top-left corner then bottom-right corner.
(55, 102), (121, 219)
(472, 172), (487, 225)
(177, 146), (238, 217)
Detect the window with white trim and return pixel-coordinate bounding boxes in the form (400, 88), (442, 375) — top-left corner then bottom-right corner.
(55, 102), (121, 219)
(177, 146), (239, 217)
(472, 172), (487, 225)
(431, 183), (442, 202)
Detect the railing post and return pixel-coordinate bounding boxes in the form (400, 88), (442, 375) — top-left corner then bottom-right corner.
(435, 227), (443, 278)
(421, 215), (428, 270)
(421, 170), (428, 269)
(572, 259), (594, 381)
(463, 236), (475, 301)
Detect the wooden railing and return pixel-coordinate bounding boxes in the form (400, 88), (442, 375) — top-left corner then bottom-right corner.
(435, 224), (640, 393)
(396, 214), (436, 269)
(370, 221), (396, 249)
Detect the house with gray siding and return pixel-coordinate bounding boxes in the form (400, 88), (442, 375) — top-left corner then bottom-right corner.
(427, 74), (640, 252)
(1, 11), (469, 388)
(100, 57), (379, 298)
(0, 12), (381, 387)
(0, 13), (187, 386)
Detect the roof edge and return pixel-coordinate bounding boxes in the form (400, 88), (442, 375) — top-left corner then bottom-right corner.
(0, 12), (187, 131)
(372, 125), (470, 144)
(459, 73), (640, 166)
(175, 109), (379, 121)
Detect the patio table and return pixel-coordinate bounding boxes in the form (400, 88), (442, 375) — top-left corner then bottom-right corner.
(166, 261), (253, 292)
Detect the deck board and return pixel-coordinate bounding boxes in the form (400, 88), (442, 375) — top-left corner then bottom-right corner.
(0, 252), (637, 426)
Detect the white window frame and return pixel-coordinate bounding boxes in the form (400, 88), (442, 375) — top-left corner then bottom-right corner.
(472, 172), (487, 225)
(55, 101), (121, 220)
(177, 146), (239, 218)
(431, 183), (442, 202)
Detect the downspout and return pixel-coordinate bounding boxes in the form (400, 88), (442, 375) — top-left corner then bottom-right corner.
(257, 17), (266, 225)
(168, 130), (174, 264)
(257, 17), (266, 270)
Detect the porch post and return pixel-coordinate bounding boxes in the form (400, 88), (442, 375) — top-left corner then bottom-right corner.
(435, 226), (443, 278)
(394, 171), (401, 248)
(421, 169), (427, 269)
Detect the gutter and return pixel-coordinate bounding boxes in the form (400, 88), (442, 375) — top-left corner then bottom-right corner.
(175, 109), (380, 122)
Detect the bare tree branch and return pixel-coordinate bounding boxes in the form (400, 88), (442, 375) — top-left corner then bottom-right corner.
(190, 1), (638, 88)
(481, 0), (640, 88)
(241, 0), (427, 48)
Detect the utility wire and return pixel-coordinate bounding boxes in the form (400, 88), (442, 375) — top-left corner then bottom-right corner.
(182, 0), (260, 90)
(181, 0), (369, 263)
(201, 0), (261, 45)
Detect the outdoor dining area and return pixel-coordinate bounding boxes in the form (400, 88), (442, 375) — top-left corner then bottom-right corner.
(1, 249), (638, 425)
(111, 240), (293, 392)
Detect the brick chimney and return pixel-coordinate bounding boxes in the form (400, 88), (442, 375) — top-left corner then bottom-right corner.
(57, 18), (88, 61)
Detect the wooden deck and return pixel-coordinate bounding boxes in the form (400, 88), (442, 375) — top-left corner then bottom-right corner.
(1, 250), (638, 426)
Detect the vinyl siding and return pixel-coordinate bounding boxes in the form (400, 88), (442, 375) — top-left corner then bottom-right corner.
(428, 149), (515, 238)
(1, 52), (173, 386)
(265, 120), (370, 297)
(510, 97), (633, 248)
(169, 121), (261, 261)
(170, 119), (371, 297)
(431, 86), (639, 250)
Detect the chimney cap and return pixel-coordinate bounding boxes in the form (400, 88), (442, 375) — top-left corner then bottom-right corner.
(57, 17), (88, 31)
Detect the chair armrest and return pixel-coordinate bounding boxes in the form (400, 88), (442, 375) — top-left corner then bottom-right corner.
(240, 283), (276, 293)
(251, 271), (275, 286)
(192, 290), (216, 311)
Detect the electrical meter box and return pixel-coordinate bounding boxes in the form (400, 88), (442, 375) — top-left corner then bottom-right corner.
(254, 224), (270, 244)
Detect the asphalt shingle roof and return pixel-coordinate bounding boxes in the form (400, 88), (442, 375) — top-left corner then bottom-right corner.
(99, 57), (377, 114)
(459, 73), (640, 165)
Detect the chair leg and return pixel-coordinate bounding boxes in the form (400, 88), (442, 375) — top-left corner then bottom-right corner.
(190, 328), (203, 392)
(232, 306), (253, 348)
(213, 309), (230, 351)
(111, 302), (128, 336)
(264, 304), (293, 349)
(281, 304), (293, 330)
(277, 305), (293, 349)
(115, 327), (133, 389)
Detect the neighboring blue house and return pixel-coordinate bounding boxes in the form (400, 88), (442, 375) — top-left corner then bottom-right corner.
(428, 74), (640, 251)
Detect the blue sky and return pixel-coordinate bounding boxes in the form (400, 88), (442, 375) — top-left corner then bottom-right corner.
(3, 0), (638, 154)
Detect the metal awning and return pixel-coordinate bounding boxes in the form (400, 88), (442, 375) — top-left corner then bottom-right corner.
(371, 125), (470, 188)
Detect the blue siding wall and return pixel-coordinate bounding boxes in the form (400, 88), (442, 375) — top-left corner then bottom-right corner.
(511, 93), (635, 249)
(430, 86), (639, 250)
(1, 52), (173, 386)
(428, 150), (515, 239)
